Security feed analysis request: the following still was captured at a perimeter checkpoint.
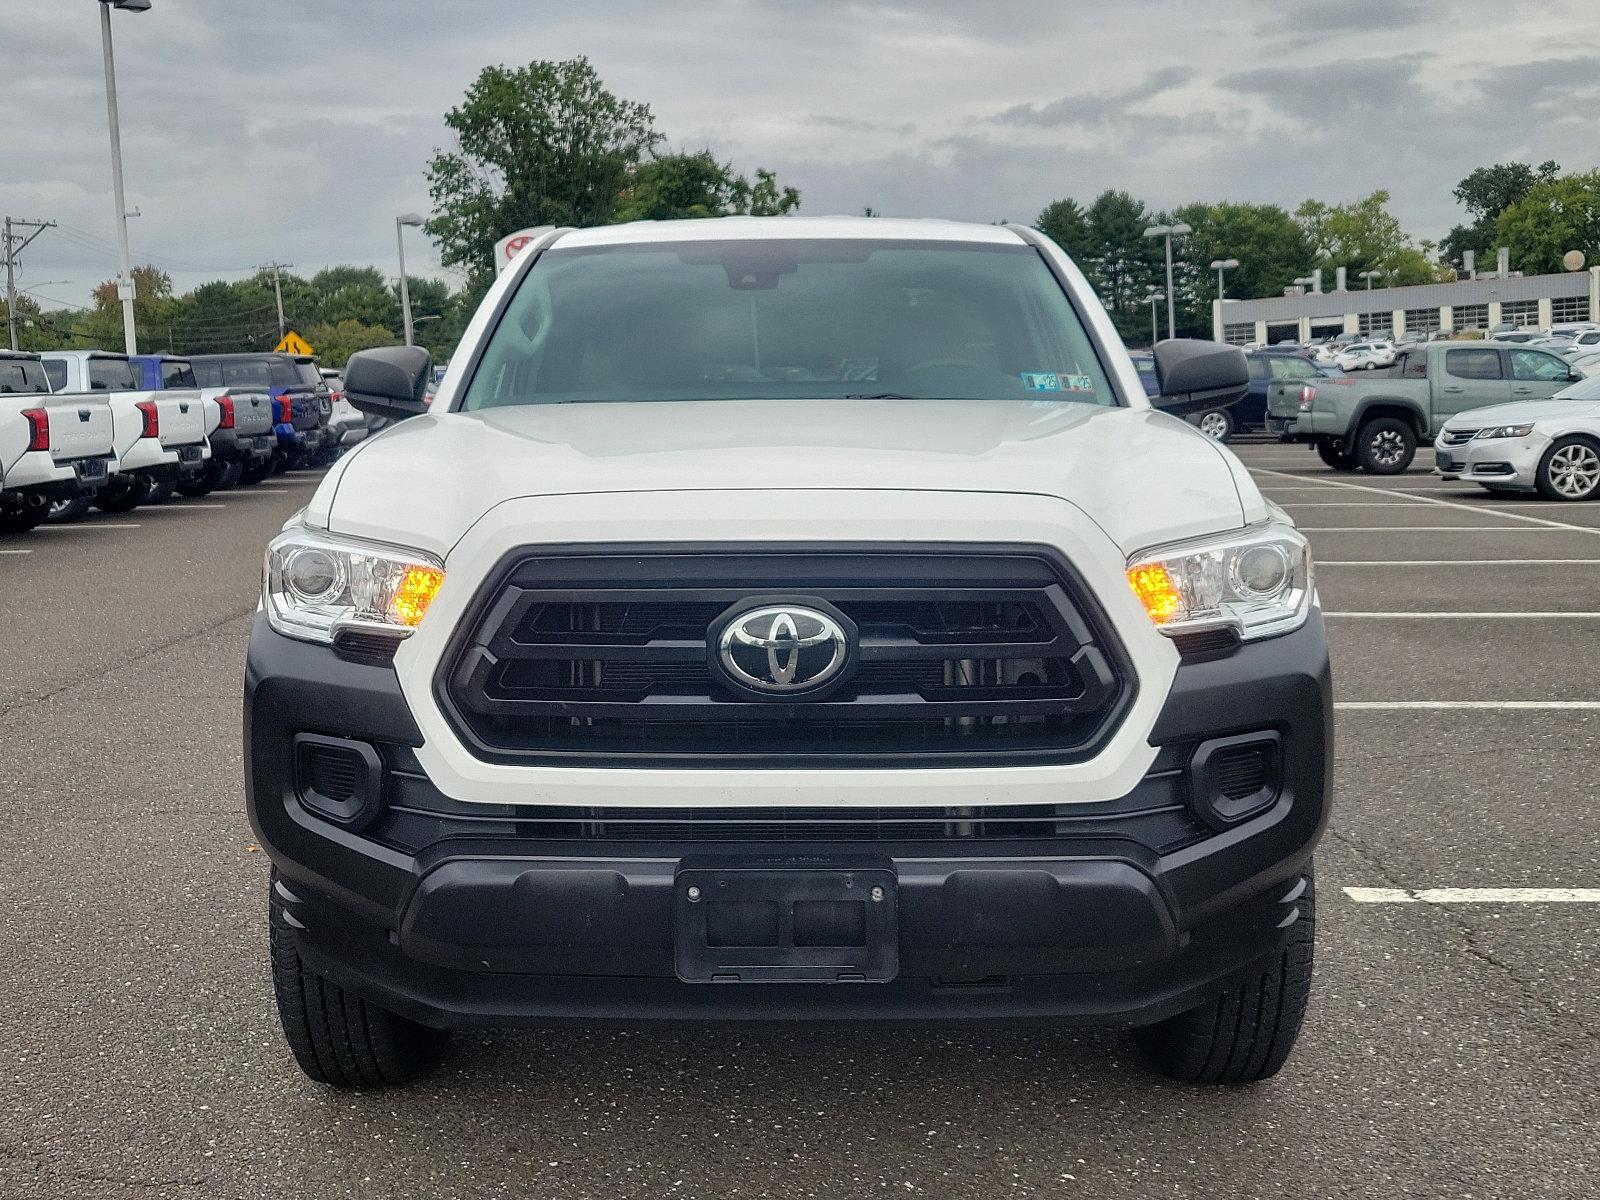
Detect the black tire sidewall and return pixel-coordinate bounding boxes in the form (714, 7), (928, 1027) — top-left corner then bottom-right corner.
(1356, 418), (1416, 474)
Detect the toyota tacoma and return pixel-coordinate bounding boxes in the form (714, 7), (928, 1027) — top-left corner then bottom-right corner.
(247, 217), (1330, 1090)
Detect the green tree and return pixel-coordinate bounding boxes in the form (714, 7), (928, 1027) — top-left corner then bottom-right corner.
(167, 280), (278, 355)
(1173, 201), (1313, 337)
(1493, 170), (1600, 275)
(424, 57), (660, 291)
(1083, 190), (1163, 340)
(311, 265), (395, 328)
(300, 319), (398, 368)
(1440, 160), (1560, 266)
(1296, 190), (1442, 286)
(1035, 198), (1096, 268)
(727, 168), (800, 217)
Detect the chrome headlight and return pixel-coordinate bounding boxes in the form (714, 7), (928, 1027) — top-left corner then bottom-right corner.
(1474, 423), (1535, 439)
(1126, 524), (1313, 641)
(264, 527), (444, 645)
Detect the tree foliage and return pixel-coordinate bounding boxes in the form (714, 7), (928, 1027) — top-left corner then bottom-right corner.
(1493, 170), (1600, 275)
(1295, 191), (1443, 286)
(424, 57), (661, 290)
(1440, 160), (1560, 266)
(613, 152), (799, 222)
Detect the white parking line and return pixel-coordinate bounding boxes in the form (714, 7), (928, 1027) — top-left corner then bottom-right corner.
(1280, 501), (1431, 507)
(1325, 611), (1600, 618)
(34, 523), (140, 531)
(1318, 559), (1600, 566)
(1345, 887), (1600, 903)
(1336, 700), (1600, 710)
(1298, 526), (1550, 532)
(0, 548), (32, 555)
(150, 503), (226, 511)
(1254, 466), (1600, 537)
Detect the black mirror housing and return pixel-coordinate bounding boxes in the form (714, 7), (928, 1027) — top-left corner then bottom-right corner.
(344, 345), (433, 420)
(1149, 339), (1249, 416)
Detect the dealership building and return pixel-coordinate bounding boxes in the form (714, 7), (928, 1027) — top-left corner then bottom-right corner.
(1211, 265), (1600, 345)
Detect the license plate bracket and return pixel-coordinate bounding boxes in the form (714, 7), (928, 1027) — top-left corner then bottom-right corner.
(674, 863), (898, 984)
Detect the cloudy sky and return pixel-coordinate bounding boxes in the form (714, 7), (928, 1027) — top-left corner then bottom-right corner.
(5, 0), (1598, 308)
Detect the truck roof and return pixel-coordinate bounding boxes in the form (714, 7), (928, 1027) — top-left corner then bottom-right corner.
(554, 215), (1027, 251)
(39, 349), (126, 361)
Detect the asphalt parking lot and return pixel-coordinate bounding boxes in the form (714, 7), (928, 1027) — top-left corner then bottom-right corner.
(1, 443), (1597, 1200)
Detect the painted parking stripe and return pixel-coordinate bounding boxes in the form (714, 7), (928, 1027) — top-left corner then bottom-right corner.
(149, 503), (227, 511)
(34, 523), (140, 531)
(1254, 466), (1600, 536)
(1325, 611), (1600, 618)
(1336, 700), (1600, 710)
(1298, 526), (1556, 532)
(0, 548), (31, 555)
(1318, 559), (1600, 566)
(1345, 887), (1600, 903)
(1279, 501), (1432, 507)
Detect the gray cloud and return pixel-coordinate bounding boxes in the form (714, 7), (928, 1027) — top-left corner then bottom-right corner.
(4, 0), (1598, 309)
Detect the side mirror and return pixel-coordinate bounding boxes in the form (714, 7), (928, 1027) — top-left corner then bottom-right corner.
(1150, 339), (1249, 416)
(343, 346), (433, 420)
(1569, 371), (1585, 383)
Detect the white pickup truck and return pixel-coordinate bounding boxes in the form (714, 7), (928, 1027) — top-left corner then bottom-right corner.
(40, 350), (209, 514)
(247, 217), (1329, 1092)
(1, 350), (117, 533)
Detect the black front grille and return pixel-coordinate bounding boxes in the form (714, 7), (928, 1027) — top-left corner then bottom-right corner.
(438, 548), (1133, 767)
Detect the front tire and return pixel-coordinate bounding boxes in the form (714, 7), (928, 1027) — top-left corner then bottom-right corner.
(1536, 436), (1600, 501)
(1355, 417), (1416, 474)
(0, 503), (48, 534)
(269, 873), (447, 1089)
(1135, 873), (1315, 1085)
(1195, 409), (1233, 442)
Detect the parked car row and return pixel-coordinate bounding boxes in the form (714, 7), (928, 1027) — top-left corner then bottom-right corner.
(0, 349), (368, 533)
(1265, 338), (1600, 492)
(1128, 345), (1343, 443)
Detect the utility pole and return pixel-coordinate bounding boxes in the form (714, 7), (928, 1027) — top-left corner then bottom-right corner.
(4, 216), (57, 351)
(258, 261), (292, 340)
(99, 0), (148, 356)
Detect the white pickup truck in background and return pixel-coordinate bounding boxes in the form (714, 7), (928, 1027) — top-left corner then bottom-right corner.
(1, 350), (117, 533)
(39, 350), (210, 516)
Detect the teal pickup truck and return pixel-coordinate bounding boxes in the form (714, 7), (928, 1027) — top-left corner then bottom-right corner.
(1268, 341), (1583, 473)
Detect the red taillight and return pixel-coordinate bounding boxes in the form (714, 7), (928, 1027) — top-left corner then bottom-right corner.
(274, 396), (289, 423)
(136, 399), (159, 438)
(1298, 385), (1315, 412)
(22, 408), (49, 452)
(216, 393), (235, 430)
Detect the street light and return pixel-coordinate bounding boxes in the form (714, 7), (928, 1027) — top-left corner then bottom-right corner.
(98, 0), (151, 355)
(1209, 258), (1240, 302)
(396, 212), (424, 346)
(1143, 222), (1191, 339)
(1358, 269), (1384, 290)
(1145, 289), (1165, 348)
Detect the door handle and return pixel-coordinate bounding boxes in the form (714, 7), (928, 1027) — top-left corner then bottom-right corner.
(1512, 387), (1534, 394)
(1443, 385), (1463, 393)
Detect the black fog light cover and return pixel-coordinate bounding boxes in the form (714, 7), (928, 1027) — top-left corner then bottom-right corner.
(1188, 732), (1281, 830)
(293, 734), (384, 831)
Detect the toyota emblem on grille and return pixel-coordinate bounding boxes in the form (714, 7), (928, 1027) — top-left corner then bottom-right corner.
(715, 604), (851, 696)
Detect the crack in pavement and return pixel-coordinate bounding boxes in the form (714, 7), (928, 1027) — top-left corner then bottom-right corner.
(0, 604), (257, 721)
(1326, 822), (1598, 1047)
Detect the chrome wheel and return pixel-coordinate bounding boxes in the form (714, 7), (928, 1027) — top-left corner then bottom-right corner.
(1369, 429), (1408, 468)
(1547, 443), (1600, 498)
(1198, 411), (1230, 441)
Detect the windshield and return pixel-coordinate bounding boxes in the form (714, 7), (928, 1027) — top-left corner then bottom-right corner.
(0, 359), (49, 393)
(461, 238), (1116, 410)
(1555, 376), (1600, 400)
(160, 360), (197, 388)
(88, 357), (138, 391)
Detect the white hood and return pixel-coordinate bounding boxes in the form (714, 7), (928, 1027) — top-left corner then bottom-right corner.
(312, 399), (1260, 558)
(1445, 398), (1600, 428)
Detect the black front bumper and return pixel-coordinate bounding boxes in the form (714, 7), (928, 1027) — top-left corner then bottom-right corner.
(246, 614), (1331, 1029)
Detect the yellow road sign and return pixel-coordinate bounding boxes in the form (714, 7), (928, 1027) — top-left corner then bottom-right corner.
(274, 331), (314, 356)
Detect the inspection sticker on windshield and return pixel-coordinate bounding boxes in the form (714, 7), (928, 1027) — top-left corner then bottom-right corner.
(1021, 372), (1062, 391)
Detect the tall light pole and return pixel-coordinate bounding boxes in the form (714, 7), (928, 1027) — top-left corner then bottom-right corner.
(1145, 290), (1165, 347)
(1210, 257), (1240, 302)
(1143, 222), (1191, 339)
(396, 213), (424, 346)
(1359, 269), (1383, 290)
(98, 0), (150, 357)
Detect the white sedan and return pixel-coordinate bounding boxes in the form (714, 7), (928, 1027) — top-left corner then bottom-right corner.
(1434, 375), (1600, 500)
(1334, 341), (1397, 371)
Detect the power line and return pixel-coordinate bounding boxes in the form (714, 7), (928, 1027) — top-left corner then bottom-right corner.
(5, 216), (59, 350)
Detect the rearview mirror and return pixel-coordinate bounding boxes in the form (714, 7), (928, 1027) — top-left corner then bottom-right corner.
(1149, 339), (1249, 416)
(343, 346), (433, 420)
